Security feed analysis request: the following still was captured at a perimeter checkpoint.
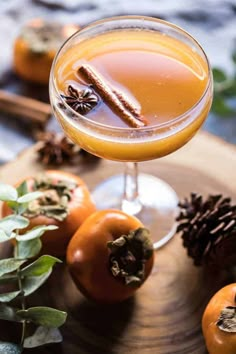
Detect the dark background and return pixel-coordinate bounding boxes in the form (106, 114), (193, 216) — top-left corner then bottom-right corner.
(0, 0), (236, 164)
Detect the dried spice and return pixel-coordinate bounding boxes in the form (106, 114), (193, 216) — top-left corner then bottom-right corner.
(61, 85), (99, 115)
(107, 227), (153, 287)
(24, 175), (77, 221)
(36, 132), (100, 166)
(79, 64), (147, 127)
(37, 132), (79, 165)
(176, 193), (236, 267)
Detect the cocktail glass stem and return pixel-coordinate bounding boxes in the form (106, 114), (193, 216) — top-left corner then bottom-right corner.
(122, 162), (142, 215)
(91, 163), (179, 250)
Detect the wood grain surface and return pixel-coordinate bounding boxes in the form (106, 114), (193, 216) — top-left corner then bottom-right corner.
(0, 131), (236, 354)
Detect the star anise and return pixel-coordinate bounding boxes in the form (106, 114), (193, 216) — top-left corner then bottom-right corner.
(37, 131), (79, 165)
(61, 85), (99, 114)
(36, 131), (100, 166)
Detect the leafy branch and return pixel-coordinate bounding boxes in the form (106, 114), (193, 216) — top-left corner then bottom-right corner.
(211, 49), (236, 117)
(0, 182), (67, 353)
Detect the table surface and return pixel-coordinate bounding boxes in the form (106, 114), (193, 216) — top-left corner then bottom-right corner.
(0, 131), (235, 354)
(0, 0), (236, 165)
(0, 2), (236, 352)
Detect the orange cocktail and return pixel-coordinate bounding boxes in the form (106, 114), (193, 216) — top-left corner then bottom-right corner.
(53, 23), (211, 161)
(50, 16), (213, 248)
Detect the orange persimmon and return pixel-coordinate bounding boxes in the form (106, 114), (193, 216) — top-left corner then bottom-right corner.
(13, 18), (79, 84)
(67, 209), (154, 304)
(2, 170), (96, 257)
(202, 283), (236, 354)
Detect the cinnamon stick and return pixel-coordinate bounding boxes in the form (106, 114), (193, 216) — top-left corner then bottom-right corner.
(0, 89), (51, 126)
(78, 64), (147, 128)
(113, 89), (148, 125)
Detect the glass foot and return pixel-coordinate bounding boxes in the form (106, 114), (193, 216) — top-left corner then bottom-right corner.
(92, 173), (179, 249)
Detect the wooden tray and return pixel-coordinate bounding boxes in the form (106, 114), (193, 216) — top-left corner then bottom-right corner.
(0, 131), (236, 354)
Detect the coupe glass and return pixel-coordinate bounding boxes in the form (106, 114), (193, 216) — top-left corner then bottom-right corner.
(49, 16), (213, 249)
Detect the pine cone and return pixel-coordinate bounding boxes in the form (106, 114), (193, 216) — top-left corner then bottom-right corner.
(176, 193), (236, 267)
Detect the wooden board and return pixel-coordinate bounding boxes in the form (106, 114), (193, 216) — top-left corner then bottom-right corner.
(0, 131), (236, 354)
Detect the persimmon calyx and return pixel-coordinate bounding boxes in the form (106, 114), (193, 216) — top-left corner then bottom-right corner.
(107, 227), (153, 287)
(217, 306), (236, 333)
(24, 175), (77, 221)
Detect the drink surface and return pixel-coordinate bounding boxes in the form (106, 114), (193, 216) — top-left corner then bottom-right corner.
(53, 28), (212, 161)
(56, 30), (208, 128)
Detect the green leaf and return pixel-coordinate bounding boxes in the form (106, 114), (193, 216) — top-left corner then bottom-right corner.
(17, 204), (28, 215)
(0, 304), (21, 322)
(0, 184), (18, 202)
(0, 230), (16, 243)
(0, 215), (29, 236)
(0, 342), (22, 354)
(211, 95), (235, 116)
(16, 225), (58, 242)
(24, 326), (63, 348)
(7, 181), (31, 214)
(21, 255), (61, 277)
(0, 290), (21, 302)
(212, 67), (227, 82)
(17, 181), (28, 197)
(17, 307), (67, 328)
(17, 191), (43, 204)
(17, 238), (42, 259)
(232, 49), (236, 64)
(6, 201), (19, 213)
(0, 229), (8, 242)
(21, 269), (52, 296)
(221, 80), (236, 97)
(15, 181), (29, 214)
(0, 258), (26, 277)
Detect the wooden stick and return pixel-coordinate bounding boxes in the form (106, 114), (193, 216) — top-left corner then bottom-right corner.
(78, 64), (147, 128)
(0, 89), (51, 126)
